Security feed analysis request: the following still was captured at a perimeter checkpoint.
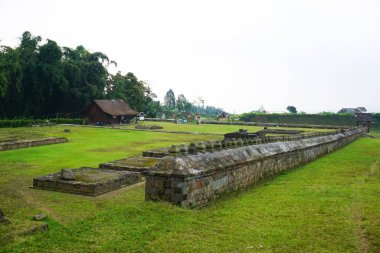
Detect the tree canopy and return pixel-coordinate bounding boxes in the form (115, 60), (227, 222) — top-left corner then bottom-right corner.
(164, 89), (176, 112)
(0, 32), (155, 118)
(286, 105), (298, 114)
(0, 31), (225, 119)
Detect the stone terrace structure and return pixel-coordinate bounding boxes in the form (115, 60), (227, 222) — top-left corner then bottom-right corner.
(144, 127), (366, 208)
(33, 167), (142, 196)
(0, 137), (68, 151)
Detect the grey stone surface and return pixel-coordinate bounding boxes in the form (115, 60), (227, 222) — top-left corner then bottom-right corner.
(61, 168), (74, 180)
(0, 137), (68, 151)
(0, 209), (10, 224)
(205, 141), (214, 150)
(169, 145), (180, 153)
(32, 214), (47, 221)
(188, 143), (196, 152)
(33, 168), (142, 196)
(214, 140), (222, 148)
(179, 144), (188, 153)
(22, 222), (48, 236)
(99, 157), (159, 173)
(196, 142), (206, 151)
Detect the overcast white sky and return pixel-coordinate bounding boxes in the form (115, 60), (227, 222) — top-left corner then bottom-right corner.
(1, 0), (379, 113)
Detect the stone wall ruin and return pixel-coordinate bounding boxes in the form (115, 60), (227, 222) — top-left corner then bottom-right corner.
(144, 127), (366, 208)
(0, 137), (68, 151)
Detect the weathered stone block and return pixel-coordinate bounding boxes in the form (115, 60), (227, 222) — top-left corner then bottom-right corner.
(179, 144), (188, 153)
(60, 168), (74, 181)
(205, 141), (214, 150)
(214, 140), (222, 148)
(196, 142), (206, 151)
(32, 214), (47, 221)
(169, 145), (180, 153)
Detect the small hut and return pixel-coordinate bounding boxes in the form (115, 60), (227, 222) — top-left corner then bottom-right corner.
(338, 107), (367, 114)
(85, 99), (138, 124)
(355, 113), (373, 133)
(137, 112), (146, 121)
(217, 112), (230, 121)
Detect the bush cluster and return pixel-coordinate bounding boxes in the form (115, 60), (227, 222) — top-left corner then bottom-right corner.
(0, 118), (86, 128)
(239, 113), (380, 129)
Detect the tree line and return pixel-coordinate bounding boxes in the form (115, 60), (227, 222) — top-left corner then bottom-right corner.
(0, 31), (157, 118)
(162, 89), (224, 118)
(0, 32), (224, 119)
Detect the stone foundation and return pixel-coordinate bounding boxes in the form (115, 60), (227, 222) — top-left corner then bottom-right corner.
(33, 167), (142, 196)
(144, 127), (366, 207)
(0, 137), (68, 151)
(100, 157), (159, 173)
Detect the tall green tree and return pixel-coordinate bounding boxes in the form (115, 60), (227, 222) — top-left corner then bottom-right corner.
(176, 94), (187, 112)
(286, 105), (297, 113)
(35, 39), (67, 115)
(17, 31), (41, 116)
(106, 72), (149, 112)
(61, 45), (110, 112)
(164, 89), (175, 112)
(0, 46), (22, 118)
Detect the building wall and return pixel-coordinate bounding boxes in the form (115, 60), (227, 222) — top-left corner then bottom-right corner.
(86, 103), (121, 124)
(145, 127), (366, 208)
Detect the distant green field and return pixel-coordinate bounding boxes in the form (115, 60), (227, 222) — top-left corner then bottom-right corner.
(0, 126), (379, 252)
(122, 121), (334, 135)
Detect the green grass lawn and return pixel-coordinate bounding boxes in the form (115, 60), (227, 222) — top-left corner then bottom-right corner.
(0, 126), (379, 252)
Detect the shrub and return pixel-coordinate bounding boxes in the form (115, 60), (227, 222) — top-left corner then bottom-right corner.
(0, 118), (87, 128)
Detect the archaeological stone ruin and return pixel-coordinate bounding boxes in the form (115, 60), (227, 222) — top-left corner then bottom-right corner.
(0, 137), (68, 151)
(33, 167), (142, 196)
(31, 126), (366, 204)
(144, 126), (366, 207)
(100, 157), (159, 173)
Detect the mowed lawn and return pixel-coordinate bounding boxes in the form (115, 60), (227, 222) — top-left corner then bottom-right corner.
(0, 126), (379, 252)
(121, 121), (334, 135)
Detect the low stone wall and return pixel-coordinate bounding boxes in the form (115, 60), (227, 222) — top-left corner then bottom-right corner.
(144, 118), (176, 123)
(144, 127), (366, 207)
(100, 157), (159, 173)
(33, 168), (142, 196)
(0, 137), (68, 151)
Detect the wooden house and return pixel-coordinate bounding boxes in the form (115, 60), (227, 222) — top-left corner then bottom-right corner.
(217, 112), (230, 121)
(85, 99), (138, 124)
(338, 107), (367, 114)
